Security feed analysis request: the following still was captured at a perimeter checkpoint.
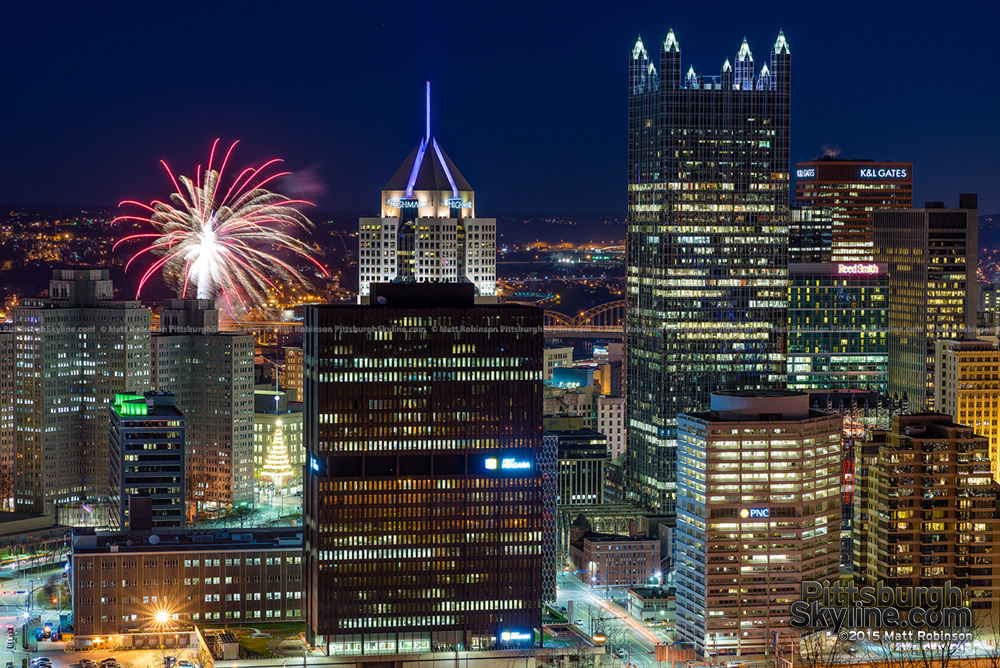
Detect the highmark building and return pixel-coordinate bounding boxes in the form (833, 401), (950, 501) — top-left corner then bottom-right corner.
(627, 30), (791, 515)
(357, 83), (496, 302)
(787, 262), (887, 392)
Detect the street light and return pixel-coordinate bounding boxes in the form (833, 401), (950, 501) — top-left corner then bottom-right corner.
(154, 611), (170, 624)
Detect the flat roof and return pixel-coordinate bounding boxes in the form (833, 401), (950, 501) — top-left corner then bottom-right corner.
(72, 528), (302, 554)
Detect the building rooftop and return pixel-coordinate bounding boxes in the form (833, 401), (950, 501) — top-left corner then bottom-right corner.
(72, 528), (303, 554)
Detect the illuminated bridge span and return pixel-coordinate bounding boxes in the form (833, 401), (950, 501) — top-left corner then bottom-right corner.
(544, 300), (624, 338)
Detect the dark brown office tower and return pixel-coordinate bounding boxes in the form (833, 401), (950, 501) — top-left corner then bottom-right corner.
(304, 283), (545, 656)
(795, 157), (912, 263)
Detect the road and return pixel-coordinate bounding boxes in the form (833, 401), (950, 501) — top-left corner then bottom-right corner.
(555, 573), (667, 666)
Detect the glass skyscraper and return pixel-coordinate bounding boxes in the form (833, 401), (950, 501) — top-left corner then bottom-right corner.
(627, 30), (791, 513)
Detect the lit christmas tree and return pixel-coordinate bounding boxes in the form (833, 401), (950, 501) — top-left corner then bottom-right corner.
(261, 421), (293, 491)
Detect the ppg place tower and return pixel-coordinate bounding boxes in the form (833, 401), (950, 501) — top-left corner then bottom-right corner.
(626, 30), (791, 514)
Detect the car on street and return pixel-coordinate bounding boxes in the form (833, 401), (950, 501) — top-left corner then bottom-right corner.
(80, 660), (98, 668)
(575, 618), (584, 625)
(100, 660), (118, 668)
(178, 662), (195, 668)
(7, 662), (14, 668)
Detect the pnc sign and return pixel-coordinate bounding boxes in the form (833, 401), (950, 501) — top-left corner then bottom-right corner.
(859, 168), (908, 179)
(837, 263), (880, 275)
(740, 508), (770, 519)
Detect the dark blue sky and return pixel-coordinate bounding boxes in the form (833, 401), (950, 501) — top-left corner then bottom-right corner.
(3, 1), (998, 214)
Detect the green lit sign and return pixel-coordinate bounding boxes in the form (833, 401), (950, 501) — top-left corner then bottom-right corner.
(114, 393), (147, 416)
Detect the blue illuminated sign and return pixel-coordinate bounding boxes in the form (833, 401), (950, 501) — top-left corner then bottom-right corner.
(310, 456), (320, 473)
(385, 198), (429, 208)
(501, 631), (532, 642)
(740, 508), (770, 519)
(485, 457), (532, 471)
(445, 197), (473, 209)
(795, 168), (815, 178)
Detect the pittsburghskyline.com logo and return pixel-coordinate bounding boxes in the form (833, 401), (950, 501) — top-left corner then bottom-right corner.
(790, 581), (974, 646)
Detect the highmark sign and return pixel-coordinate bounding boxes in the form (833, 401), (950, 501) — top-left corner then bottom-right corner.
(859, 168), (908, 178)
(740, 508), (770, 519)
(501, 631), (532, 642)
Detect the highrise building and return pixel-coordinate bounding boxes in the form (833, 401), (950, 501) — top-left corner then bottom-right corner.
(795, 157), (912, 262)
(789, 203), (833, 264)
(152, 300), (254, 516)
(875, 195), (978, 411)
(109, 392), (185, 529)
(597, 395), (626, 460)
(627, 30), (791, 514)
(675, 392), (842, 656)
(357, 84), (495, 301)
(0, 328), (13, 510)
(787, 262), (888, 392)
(935, 339), (1000, 482)
(14, 269), (151, 519)
(304, 283), (545, 654)
(549, 427), (609, 505)
(853, 413), (1000, 627)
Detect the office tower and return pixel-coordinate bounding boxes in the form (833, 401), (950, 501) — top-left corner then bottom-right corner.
(109, 392), (185, 529)
(795, 157), (912, 262)
(281, 346), (304, 401)
(358, 84), (496, 300)
(304, 283), (544, 654)
(597, 395), (626, 460)
(0, 328), (12, 510)
(253, 389), (304, 496)
(675, 391), (841, 656)
(568, 525), (661, 588)
(14, 269), (151, 519)
(875, 195), (978, 411)
(789, 204), (833, 264)
(853, 413), (1000, 627)
(627, 30), (791, 514)
(787, 262), (888, 392)
(152, 300), (254, 516)
(936, 339), (1000, 482)
(548, 427), (609, 505)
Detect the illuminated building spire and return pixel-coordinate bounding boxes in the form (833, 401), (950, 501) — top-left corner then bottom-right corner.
(773, 30), (790, 55)
(721, 58), (733, 88)
(663, 28), (679, 53)
(685, 65), (697, 88)
(735, 37), (754, 90)
(632, 35), (648, 60)
(756, 63), (771, 90)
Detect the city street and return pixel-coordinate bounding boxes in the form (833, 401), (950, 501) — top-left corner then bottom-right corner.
(555, 573), (666, 665)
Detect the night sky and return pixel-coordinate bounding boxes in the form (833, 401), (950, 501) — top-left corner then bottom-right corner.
(3, 1), (998, 214)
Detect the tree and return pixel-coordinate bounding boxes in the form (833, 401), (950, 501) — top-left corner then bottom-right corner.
(261, 422), (293, 493)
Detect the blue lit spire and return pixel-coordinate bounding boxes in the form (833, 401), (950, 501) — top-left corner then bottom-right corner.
(756, 63), (771, 90)
(735, 37), (754, 90)
(632, 36), (648, 60)
(685, 65), (697, 87)
(773, 30), (790, 55)
(663, 28), (679, 53)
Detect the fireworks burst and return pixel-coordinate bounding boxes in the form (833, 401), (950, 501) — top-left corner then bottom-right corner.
(114, 139), (328, 313)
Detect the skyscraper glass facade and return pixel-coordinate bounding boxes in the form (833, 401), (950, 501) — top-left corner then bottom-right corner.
(627, 30), (791, 514)
(787, 263), (888, 392)
(304, 284), (544, 654)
